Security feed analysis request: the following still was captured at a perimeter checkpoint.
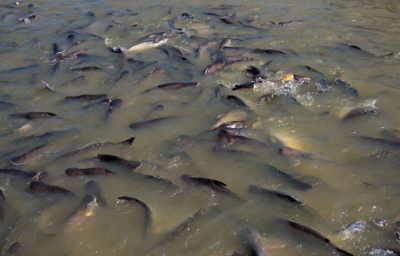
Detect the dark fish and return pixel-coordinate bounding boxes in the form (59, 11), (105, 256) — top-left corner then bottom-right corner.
(30, 181), (74, 196)
(203, 12), (222, 17)
(380, 129), (400, 141)
(9, 143), (52, 165)
(18, 11), (36, 23)
(218, 132), (267, 149)
(340, 220), (366, 238)
(53, 43), (63, 55)
(115, 71), (131, 82)
(232, 82), (255, 91)
(65, 94), (107, 101)
(259, 92), (299, 104)
(94, 154), (142, 171)
(181, 174), (243, 200)
(117, 196), (152, 236)
(342, 108), (377, 122)
(61, 136), (135, 158)
(0, 190), (9, 222)
(70, 66), (103, 71)
(304, 65), (325, 76)
(332, 79), (358, 96)
(8, 112), (58, 120)
(0, 64), (39, 74)
(262, 165), (312, 191)
(249, 184), (304, 205)
(254, 48), (287, 55)
(220, 18), (234, 24)
(356, 135), (400, 147)
(275, 21), (302, 25)
(204, 59), (225, 75)
(226, 95), (250, 108)
(141, 82), (199, 93)
(0, 101), (17, 110)
(212, 145), (241, 154)
(144, 67), (165, 79)
(110, 99), (123, 109)
(160, 204), (218, 243)
(62, 49), (88, 60)
(243, 228), (268, 256)
(61, 75), (85, 86)
(6, 241), (20, 254)
(158, 82), (199, 90)
(84, 180), (107, 207)
(279, 146), (332, 163)
(281, 219), (354, 256)
(129, 116), (179, 130)
(246, 66), (261, 76)
(14, 129), (77, 143)
(370, 148), (400, 159)
(65, 168), (115, 176)
(0, 169), (45, 179)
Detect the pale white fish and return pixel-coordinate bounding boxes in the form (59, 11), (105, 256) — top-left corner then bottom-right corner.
(126, 38), (168, 52)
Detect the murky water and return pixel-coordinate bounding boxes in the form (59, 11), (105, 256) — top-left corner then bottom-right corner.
(0, 0), (400, 255)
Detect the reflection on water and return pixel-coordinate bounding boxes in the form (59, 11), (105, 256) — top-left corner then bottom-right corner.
(0, 0), (399, 255)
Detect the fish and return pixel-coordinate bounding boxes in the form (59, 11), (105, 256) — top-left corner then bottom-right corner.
(232, 82), (255, 91)
(65, 168), (115, 176)
(243, 228), (268, 256)
(218, 131), (268, 149)
(18, 11), (36, 23)
(136, 32), (166, 42)
(0, 169), (47, 180)
(204, 59), (225, 75)
(281, 219), (354, 256)
(144, 67), (165, 79)
(226, 95), (250, 108)
(115, 71), (131, 82)
(117, 196), (152, 237)
(70, 66), (103, 71)
(341, 108), (377, 122)
(338, 220), (366, 240)
(332, 79), (358, 96)
(248, 184), (305, 205)
(63, 194), (98, 233)
(0, 190), (10, 222)
(273, 21), (302, 25)
(261, 165), (312, 191)
(0, 64), (39, 75)
(41, 80), (56, 92)
(356, 135), (400, 147)
(13, 129), (78, 143)
(62, 49), (89, 60)
(64, 94), (107, 101)
(8, 112), (58, 120)
(110, 99), (123, 109)
(61, 76), (85, 86)
(129, 116), (179, 130)
(94, 154), (142, 171)
(370, 148), (400, 159)
(279, 146), (333, 163)
(84, 180), (107, 207)
(141, 82), (199, 94)
(160, 204), (218, 244)
(6, 241), (20, 254)
(9, 143), (52, 165)
(60, 136), (135, 158)
(126, 39), (168, 52)
(30, 181), (74, 196)
(181, 174), (243, 201)
(254, 48), (287, 55)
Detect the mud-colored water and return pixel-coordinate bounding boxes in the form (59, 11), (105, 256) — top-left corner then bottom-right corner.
(0, 0), (400, 255)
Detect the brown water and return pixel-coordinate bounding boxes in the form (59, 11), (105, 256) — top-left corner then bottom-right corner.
(0, 0), (400, 255)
